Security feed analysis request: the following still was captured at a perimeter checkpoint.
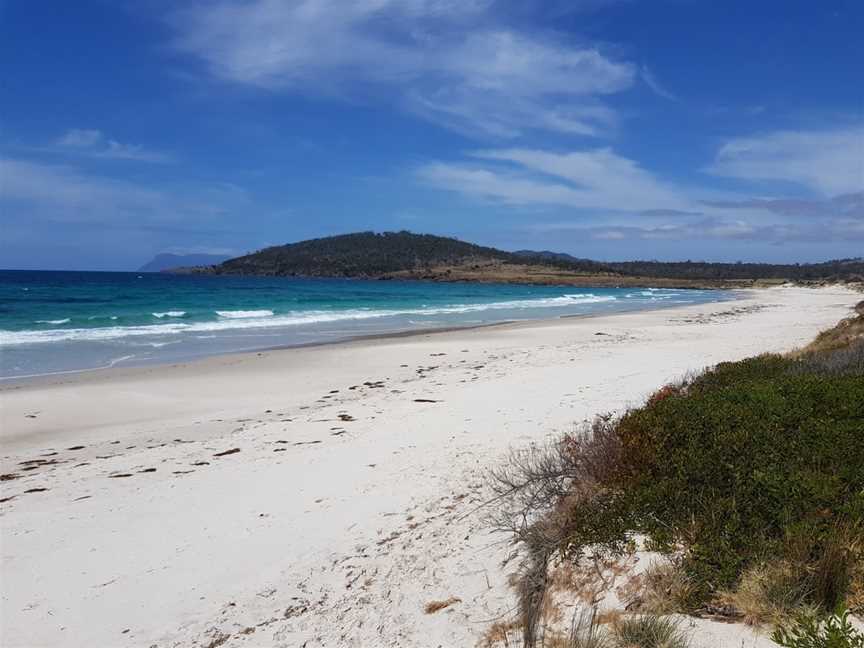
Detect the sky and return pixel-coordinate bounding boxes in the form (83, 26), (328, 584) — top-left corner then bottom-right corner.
(1, 0), (863, 271)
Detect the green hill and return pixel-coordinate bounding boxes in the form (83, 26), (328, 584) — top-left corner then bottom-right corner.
(212, 231), (613, 278)
(194, 231), (863, 287)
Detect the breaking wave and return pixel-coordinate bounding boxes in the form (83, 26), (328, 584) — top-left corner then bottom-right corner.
(1, 294), (620, 346)
(215, 310), (275, 319)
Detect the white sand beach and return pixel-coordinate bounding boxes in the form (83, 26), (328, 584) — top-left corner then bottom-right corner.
(0, 286), (860, 648)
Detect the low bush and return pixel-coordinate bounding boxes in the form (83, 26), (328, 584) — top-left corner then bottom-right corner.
(611, 360), (864, 602)
(492, 308), (864, 644)
(771, 610), (864, 648)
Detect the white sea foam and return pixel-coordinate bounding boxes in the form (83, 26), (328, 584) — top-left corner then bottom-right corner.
(36, 318), (71, 325)
(153, 311), (186, 318)
(1, 294), (620, 346)
(107, 354), (136, 367)
(215, 310), (274, 319)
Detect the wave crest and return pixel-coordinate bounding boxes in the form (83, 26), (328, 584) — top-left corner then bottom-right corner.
(3, 294), (628, 346)
(215, 310), (274, 319)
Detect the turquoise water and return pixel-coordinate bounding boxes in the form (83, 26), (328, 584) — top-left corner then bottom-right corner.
(0, 270), (734, 378)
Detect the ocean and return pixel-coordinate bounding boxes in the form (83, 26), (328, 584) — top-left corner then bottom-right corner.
(0, 270), (735, 379)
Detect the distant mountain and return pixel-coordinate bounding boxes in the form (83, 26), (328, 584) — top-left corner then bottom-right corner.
(138, 253), (231, 273)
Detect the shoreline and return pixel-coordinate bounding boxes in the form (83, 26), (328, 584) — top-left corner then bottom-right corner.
(0, 290), (745, 388)
(0, 285), (858, 648)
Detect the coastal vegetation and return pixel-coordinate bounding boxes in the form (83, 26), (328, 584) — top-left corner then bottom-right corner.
(490, 302), (864, 647)
(180, 231), (863, 289)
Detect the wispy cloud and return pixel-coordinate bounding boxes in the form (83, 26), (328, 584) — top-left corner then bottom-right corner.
(707, 124), (864, 195)
(532, 219), (864, 243)
(1, 157), (247, 227)
(418, 147), (693, 212)
(417, 133), (864, 246)
(53, 128), (173, 163)
(169, 0), (635, 137)
(640, 65), (676, 100)
(702, 192), (864, 219)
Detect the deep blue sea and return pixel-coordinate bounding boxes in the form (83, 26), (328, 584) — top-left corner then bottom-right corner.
(0, 270), (734, 379)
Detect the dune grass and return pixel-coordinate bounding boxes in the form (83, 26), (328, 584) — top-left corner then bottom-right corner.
(610, 615), (690, 648)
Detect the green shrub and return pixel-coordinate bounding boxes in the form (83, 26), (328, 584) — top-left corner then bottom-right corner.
(610, 615), (690, 648)
(772, 610), (864, 648)
(611, 360), (864, 601)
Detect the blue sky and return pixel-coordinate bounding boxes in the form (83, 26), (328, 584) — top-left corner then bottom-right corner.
(1, 0), (862, 270)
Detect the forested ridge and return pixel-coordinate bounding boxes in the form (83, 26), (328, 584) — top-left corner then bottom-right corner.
(191, 231), (863, 284)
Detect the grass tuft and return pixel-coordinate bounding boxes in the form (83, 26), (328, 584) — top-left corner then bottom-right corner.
(611, 615), (690, 648)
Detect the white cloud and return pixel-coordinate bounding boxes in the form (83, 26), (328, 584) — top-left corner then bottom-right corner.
(708, 125), (864, 195)
(418, 147), (693, 212)
(170, 0), (635, 137)
(0, 157), (247, 226)
(54, 129), (173, 163)
(419, 161), (596, 207)
(417, 139), (864, 245)
(476, 148), (691, 210)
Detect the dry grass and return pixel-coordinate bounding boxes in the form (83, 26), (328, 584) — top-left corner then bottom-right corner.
(423, 596), (461, 614)
(718, 561), (818, 626)
(717, 523), (863, 626)
(849, 560), (864, 616)
(479, 619), (524, 647)
(624, 562), (696, 616)
(799, 300), (864, 354)
(488, 416), (626, 648)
